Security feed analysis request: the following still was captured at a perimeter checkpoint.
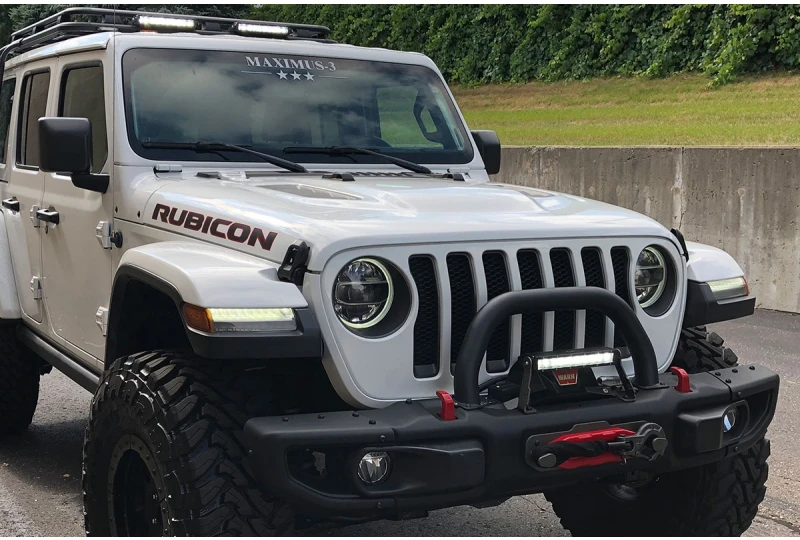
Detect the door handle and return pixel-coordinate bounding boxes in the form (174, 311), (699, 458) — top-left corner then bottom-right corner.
(2, 198), (19, 212)
(35, 207), (59, 226)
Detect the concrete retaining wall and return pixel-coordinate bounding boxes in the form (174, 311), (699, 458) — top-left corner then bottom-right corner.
(496, 147), (800, 313)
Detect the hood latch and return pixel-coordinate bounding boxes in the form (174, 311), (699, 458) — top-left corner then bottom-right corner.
(278, 242), (310, 286)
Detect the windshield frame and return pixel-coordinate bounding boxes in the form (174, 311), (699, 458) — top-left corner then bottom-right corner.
(120, 47), (475, 166)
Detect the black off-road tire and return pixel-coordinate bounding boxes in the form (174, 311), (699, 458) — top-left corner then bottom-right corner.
(83, 351), (294, 536)
(546, 327), (769, 536)
(0, 324), (41, 438)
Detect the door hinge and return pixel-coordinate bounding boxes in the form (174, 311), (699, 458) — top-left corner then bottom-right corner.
(30, 205), (40, 228)
(95, 306), (109, 336)
(29, 276), (42, 300)
(96, 221), (123, 249)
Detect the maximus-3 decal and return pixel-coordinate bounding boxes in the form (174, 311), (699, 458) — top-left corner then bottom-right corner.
(151, 203), (277, 250)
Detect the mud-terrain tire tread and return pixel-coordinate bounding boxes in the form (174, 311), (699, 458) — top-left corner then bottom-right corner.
(672, 326), (739, 372)
(83, 350), (294, 536)
(546, 327), (769, 537)
(0, 324), (40, 438)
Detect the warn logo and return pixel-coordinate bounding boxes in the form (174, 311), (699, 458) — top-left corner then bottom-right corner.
(152, 204), (277, 251)
(553, 369), (579, 386)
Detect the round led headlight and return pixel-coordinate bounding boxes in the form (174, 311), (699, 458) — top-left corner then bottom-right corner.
(635, 247), (667, 308)
(333, 258), (394, 329)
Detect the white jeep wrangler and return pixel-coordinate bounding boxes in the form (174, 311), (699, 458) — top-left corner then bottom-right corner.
(0, 8), (779, 537)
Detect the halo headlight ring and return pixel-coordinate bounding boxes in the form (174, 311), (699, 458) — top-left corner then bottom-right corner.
(333, 257), (411, 338)
(635, 245), (678, 317)
(636, 247), (668, 309)
(335, 258), (394, 330)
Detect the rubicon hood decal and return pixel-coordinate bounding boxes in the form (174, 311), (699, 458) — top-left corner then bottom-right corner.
(144, 175), (673, 270)
(152, 203), (277, 251)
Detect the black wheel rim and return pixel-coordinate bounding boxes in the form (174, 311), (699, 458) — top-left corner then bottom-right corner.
(108, 434), (165, 536)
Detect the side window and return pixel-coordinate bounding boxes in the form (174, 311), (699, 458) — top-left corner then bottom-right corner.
(0, 78), (16, 164)
(60, 65), (107, 173)
(376, 86), (443, 149)
(17, 71), (50, 167)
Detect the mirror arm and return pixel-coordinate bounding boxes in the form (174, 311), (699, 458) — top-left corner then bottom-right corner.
(71, 173), (109, 194)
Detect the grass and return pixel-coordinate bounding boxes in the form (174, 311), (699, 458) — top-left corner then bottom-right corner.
(451, 73), (800, 146)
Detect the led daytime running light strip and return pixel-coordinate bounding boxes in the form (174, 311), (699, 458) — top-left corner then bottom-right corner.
(707, 277), (749, 300)
(208, 308), (294, 323)
(183, 305), (297, 334)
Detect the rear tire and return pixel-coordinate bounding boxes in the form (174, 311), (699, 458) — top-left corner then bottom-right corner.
(546, 327), (769, 536)
(0, 324), (41, 439)
(82, 351), (295, 536)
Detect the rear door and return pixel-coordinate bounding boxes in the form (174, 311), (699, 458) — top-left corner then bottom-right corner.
(4, 66), (52, 324)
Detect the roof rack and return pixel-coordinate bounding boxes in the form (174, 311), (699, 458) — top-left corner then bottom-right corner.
(0, 7), (333, 84)
(5, 7), (333, 56)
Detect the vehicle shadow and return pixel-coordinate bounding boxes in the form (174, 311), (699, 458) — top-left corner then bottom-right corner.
(0, 370), (91, 500)
(0, 417), (86, 495)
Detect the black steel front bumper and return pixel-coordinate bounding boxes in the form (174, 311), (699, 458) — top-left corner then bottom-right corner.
(242, 288), (779, 520)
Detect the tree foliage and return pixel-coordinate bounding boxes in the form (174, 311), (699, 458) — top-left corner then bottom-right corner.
(250, 4), (800, 86)
(3, 5), (800, 86)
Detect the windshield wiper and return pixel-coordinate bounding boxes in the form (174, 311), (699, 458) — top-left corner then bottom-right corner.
(284, 146), (432, 175)
(142, 141), (307, 173)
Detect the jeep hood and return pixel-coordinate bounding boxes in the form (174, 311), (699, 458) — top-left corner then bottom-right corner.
(144, 174), (672, 270)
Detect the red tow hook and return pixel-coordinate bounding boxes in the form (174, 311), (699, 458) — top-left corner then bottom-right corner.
(436, 390), (457, 421)
(670, 366), (692, 393)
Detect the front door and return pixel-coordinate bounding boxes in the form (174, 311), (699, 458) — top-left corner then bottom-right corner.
(40, 57), (113, 360)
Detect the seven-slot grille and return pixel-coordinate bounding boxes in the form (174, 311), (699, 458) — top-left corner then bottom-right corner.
(408, 247), (633, 378)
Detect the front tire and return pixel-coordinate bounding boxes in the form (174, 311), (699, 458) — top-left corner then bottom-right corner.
(0, 324), (41, 439)
(545, 327), (769, 536)
(82, 351), (294, 536)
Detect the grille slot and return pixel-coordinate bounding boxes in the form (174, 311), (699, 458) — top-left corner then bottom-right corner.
(581, 248), (606, 348)
(517, 250), (544, 355)
(409, 256), (440, 378)
(446, 253), (476, 374)
(482, 252), (511, 373)
(550, 248), (576, 350)
(611, 247), (632, 347)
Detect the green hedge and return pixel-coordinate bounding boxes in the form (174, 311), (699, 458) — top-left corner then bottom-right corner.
(250, 4), (800, 85)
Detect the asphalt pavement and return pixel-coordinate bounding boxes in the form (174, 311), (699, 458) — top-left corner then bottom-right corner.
(0, 310), (798, 536)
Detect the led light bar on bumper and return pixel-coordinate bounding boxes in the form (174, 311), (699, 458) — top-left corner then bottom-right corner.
(536, 350), (616, 371)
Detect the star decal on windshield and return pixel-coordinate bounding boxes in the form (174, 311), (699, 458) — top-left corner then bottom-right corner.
(304, 72), (315, 81)
(291, 71), (302, 80)
(277, 70), (288, 80)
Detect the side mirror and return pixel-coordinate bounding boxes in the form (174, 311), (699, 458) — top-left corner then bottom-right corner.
(38, 117), (108, 193)
(471, 130), (501, 175)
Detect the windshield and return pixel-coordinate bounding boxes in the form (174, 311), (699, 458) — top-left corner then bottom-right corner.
(122, 48), (473, 165)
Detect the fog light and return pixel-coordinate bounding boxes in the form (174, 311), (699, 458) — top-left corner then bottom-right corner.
(723, 409), (737, 433)
(357, 452), (390, 484)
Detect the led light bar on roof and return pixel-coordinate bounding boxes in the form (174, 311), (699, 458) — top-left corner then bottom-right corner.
(135, 15), (196, 32)
(232, 22), (291, 38)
